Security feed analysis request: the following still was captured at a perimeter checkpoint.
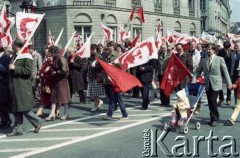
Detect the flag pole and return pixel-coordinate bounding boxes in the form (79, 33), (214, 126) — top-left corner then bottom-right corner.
(13, 13), (45, 64)
(61, 31), (77, 56)
(54, 28), (64, 46)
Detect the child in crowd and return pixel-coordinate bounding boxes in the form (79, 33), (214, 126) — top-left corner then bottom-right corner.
(171, 89), (190, 127)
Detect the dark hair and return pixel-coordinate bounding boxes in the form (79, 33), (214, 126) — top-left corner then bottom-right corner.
(176, 43), (183, 47)
(0, 47), (4, 52)
(107, 41), (115, 47)
(205, 43), (216, 51)
(48, 46), (61, 55)
(13, 38), (24, 48)
(28, 44), (35, 50)
(91, 44), (98, 51)
(223, 41), (231, 48)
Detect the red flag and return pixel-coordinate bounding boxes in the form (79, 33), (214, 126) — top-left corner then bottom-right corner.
(129, 6), (136, 21)
(137, 6), (145, 23)
(96, 57), (142, 92)
(160, 53), (190, 96)
(129, 31), (141, 48)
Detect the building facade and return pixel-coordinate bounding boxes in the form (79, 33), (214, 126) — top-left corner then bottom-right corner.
(200, 0), (231, 37)
(8, 0), (201, 52)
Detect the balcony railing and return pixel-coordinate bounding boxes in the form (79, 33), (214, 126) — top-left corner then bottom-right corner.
(131, 0), (141, 9)
(189, 9), (195, 17)
(154, 3), (162, 13)
(173, 7), (180, 15)
(105, 0), (116, 7)
(73, 0), (94, 6)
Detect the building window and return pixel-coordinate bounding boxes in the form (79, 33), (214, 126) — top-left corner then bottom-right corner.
(73, 0), (93, 6)
(173, 0), (179, 7)
(75, 26), (92, 42)
(154, 0), (162, 13)
(200, 0), (206, 10)
(105, 0), (116, 7)
(188, 0), (195, 16)
(174, 21), (181, 33)
(133, 27), (142, 42)
(132, 0), (141, 9)
(201, 19), (206, 32)
(173, 0), (180, 14)
(190, 23), (196, 36)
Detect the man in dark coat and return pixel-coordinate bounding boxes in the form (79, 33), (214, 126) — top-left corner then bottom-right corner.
(0, 46), (12, 129)
(7, 38), (42, 137)
(217, 41), (234, 105)
(175, 43), (193, 91)
(68, 48), (86, 103)
(137, 59), (157, 110)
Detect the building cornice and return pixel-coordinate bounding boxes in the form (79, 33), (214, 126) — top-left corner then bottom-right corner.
(35, 5), (200, 21)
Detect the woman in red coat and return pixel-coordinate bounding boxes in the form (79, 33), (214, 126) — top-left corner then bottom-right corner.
(36, 53), (54, 116)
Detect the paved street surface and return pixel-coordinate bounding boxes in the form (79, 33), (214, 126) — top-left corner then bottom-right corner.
(1, 90), (240, 158)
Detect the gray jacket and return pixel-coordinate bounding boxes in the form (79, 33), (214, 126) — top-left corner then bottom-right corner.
(196, 55), (232, 91)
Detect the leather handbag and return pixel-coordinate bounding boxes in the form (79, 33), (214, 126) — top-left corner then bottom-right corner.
(43, 85), (51, 94)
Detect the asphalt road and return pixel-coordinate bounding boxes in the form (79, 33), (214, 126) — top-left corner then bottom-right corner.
(0, 90), (240, 158)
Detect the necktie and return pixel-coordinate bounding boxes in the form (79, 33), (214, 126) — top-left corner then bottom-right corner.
(208, 56), (212, 69)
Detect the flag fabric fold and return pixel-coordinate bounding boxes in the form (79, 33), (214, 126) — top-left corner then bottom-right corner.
(129, 31), (141, 48)
(129, 6), (136, 21)
(137, 6), (145, 23)
(160, 53), (190, 96)
(0, 3), (14, 47)
(95, 57), (142, 92)
(101, 23), (113, 41)
(75, 32), (94, 59)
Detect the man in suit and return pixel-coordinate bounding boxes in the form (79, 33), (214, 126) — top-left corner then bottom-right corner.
(217, 41), (234, 105)
(196, 43), (232, 127)
(137, 59), (157, 110)
(175, 43), (193, 91)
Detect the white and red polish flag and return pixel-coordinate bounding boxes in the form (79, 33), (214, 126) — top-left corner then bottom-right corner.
(16, 12), (44, 43)
(0, 3), (14, 47)
(13, 12), (45, 63)
(101, 23), (113, 41)
(155, 21), (162, 49)
(0, 17), (15, 47)
(74, 32), (94, 59)
(166, 29), (182, 43)
(118, 26), (131, 44)
(61, 31), (76, 56)
(113, 36), (158, 70)
(48, 30), (55, 47)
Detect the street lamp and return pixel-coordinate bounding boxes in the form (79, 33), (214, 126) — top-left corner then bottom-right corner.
(20, 0), (33, 13)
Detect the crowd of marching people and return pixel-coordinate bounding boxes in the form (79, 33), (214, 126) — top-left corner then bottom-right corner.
(1, 35), (240, 137)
